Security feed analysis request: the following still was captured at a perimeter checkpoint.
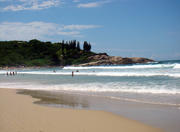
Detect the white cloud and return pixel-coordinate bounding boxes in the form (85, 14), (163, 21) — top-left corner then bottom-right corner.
(77, 2), (100, 8)
(77, 0), (110, 8)
(0, 0), (112, 11)
(0, 21), (101, 40)
(63, 25), (101, 30)
(1, 0), (61, 11)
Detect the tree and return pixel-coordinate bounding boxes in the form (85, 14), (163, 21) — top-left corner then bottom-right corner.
(0, 39), (94, 66)
(83, 41), (91, 52)
(83, 41), (88, 51)
(77, 41), (80, 51)
(87, 42), (91, 52)
(29, 39), (41, 44)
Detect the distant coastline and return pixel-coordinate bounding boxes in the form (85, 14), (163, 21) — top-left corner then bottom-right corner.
(0, 39), (154, 68)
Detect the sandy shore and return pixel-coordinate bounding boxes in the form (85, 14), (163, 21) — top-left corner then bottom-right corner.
(0, 88), (162, 132)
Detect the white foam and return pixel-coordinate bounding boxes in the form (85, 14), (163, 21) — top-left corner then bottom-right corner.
(1, 83), (180, 107)
(174, 64), (180, 69)
(63, 64), (175, 70)
(52, 83), (180, 95)
(0, 70), (8, 74)
(96, 72), (180, 78)
(11, 71), (180, 78)
(2, 82), (179, 95)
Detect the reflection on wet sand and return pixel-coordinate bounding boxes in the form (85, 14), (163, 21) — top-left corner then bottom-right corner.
(17, 90), (89, 108)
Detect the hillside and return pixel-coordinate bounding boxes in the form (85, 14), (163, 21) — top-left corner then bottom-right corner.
(0, 39), (154, 67)
(0, 39), (94, 67)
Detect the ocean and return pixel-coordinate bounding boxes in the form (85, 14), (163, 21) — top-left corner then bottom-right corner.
(1, 60), (180, 132)
(0, 60), (180, 107)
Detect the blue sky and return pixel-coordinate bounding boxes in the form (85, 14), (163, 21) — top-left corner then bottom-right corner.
(0, 0), (180, 60)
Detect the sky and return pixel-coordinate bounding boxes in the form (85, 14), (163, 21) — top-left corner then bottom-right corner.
(0, 0), (180, 60)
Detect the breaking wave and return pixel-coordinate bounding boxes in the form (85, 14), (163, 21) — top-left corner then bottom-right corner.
(63, 64), (175, 70)
(1, 82), (180, 95)
(174, 64), (180, 69)
(6, 71), (179, 78)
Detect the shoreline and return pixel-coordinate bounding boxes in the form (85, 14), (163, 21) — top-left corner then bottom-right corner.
(16, 89), (180, 132)
(0, 88), (162, 132)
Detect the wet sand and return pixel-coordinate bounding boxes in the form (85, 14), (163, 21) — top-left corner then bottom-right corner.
(0, 88), (162, 132)
(17, 89), (180, 132)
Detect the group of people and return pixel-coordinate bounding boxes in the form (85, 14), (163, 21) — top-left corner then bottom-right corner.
(6, 71), (17, 76)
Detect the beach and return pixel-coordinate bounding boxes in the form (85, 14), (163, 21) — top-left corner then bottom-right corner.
(0, 61), (180, 132)
(0, 88), (162, 132)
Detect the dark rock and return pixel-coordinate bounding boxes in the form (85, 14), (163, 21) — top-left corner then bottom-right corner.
(78, 54), (154, 66)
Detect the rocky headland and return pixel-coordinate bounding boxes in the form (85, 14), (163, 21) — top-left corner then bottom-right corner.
(78, 53), (154, 66)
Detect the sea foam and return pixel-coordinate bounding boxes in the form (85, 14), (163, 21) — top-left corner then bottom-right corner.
(174, 64), (180, 69)
(10, 71), (180, 78)
(63, 64), (175, 70)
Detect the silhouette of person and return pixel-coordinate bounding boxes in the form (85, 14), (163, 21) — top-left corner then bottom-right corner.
(72, 71), (74, 77)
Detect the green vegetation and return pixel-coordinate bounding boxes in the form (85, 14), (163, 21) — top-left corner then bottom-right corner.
(0, 39), (95, 67)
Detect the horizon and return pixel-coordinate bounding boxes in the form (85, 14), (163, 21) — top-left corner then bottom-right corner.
(0, 0), (180, 60)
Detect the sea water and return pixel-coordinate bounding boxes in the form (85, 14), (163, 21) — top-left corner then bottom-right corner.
(1, 60), (180, 132)
(0, 60), (180, 107)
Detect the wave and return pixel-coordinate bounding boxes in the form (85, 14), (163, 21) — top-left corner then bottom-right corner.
(174, 64), (180, 69)
(7, 71), (179, 78)
(95, 72), (180, 78)
(1, 82), (180, 95)
(1, 83), (180, 107)
(63, 64), (175, 70)
(1, 81), (180, 107)
(52, 83), (180, 95)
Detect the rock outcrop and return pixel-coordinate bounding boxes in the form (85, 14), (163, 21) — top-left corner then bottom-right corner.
(79, 53), (154, 66)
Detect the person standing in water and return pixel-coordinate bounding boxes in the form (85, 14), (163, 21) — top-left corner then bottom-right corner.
(72, 71), (74, 77)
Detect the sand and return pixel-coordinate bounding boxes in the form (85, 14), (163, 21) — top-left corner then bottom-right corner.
(0, 88), (162, 132)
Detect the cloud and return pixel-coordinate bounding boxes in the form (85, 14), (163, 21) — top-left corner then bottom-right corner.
(0, 21), (101, 41)
(1, 0), (61, 11)
(0, 0), (112, 11)
(77, 0), (111, 8)
(63, 25), (101, 30)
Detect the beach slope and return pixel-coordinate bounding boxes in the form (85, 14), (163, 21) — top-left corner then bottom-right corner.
(0, 88), (162, 132)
